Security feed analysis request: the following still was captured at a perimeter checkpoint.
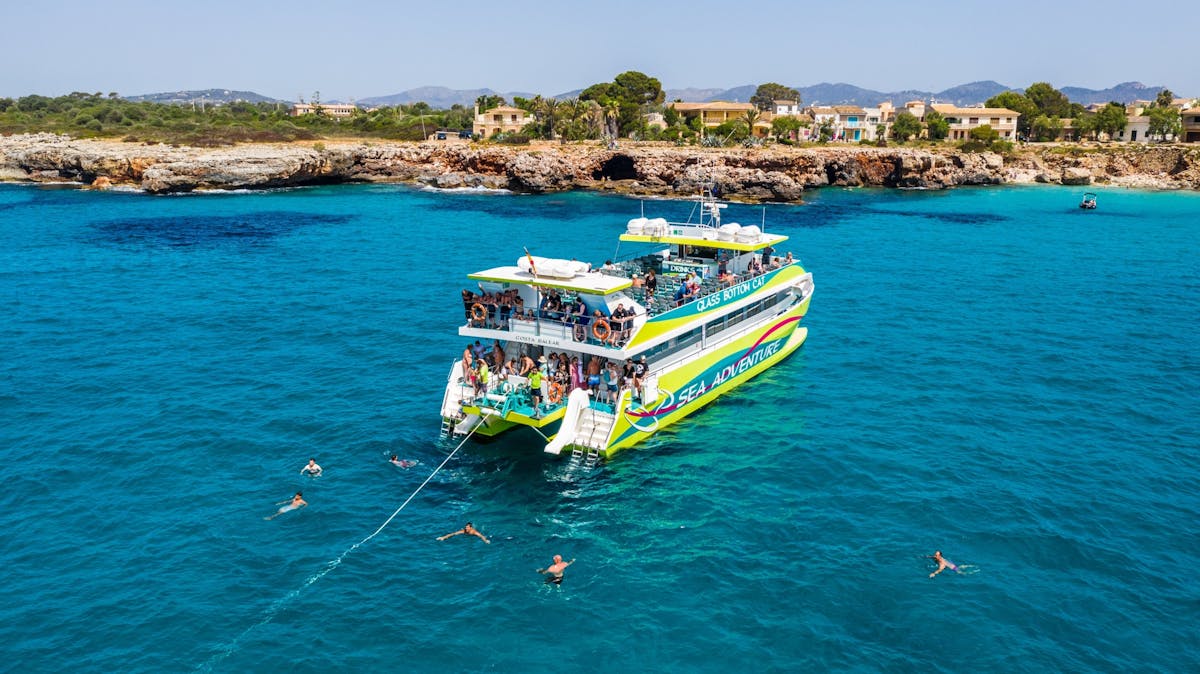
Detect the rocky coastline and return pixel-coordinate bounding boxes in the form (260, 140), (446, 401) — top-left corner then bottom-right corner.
(2, 133), (1198, 200)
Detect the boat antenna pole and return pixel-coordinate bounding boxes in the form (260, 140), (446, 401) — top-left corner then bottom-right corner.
(524, 246), (542, 331)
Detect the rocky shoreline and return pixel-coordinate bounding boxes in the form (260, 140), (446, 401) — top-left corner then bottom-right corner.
(2, 133), (1198, 199)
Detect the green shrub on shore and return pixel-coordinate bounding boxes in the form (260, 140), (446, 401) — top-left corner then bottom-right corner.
(0, 92), (472, 146)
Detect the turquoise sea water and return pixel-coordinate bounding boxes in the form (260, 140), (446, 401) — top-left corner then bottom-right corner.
(1, 182), (1197, 673)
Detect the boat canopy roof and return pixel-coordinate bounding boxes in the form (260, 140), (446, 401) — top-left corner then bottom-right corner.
(469, 266), (632, 295)
(619, 217), (788, 252)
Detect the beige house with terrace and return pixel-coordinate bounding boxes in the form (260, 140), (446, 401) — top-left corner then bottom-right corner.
(472, 105), (533, 138)
(289, 103), (359, 118)
(669, 101), (771, 138)
(928, 104), (1020, 140)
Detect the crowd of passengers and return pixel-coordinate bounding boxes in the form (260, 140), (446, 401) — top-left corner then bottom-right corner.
(460, 340), (651, 416)
(461, 287), (523, 329)
(461, 286), (636, 346)
(668, 249), (795, 307)
(459, 249), (795, 336)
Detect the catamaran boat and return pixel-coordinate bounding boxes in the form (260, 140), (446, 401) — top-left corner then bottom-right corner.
(439, 188), (814, 460)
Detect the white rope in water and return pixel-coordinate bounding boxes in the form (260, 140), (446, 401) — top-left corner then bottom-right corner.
(197, 421), (483, 672)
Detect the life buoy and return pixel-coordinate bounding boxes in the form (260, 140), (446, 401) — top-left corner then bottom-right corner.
(471, 303), (487, 322)
(592, 319), (612, 341)
(548, 381), (564, 404)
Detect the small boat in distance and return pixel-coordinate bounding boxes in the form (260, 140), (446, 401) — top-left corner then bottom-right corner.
(440, 185), (814, 461)
(1080, 192), (1097, 209)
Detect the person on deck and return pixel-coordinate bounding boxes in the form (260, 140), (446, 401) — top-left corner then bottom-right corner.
(586, 356), (602, 397)
(603, 361), (619, 404)
(623, 359), (636, 401)
(634, 355), (648, 401)
(529, 359), (545, 417)
(570, 356), (583, 391)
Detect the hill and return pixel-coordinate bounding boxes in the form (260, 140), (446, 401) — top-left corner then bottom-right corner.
(1059, 81), (1163, 105)
(359, 86), (536, 108)
(124, 89), (284, 105)
(667, 80), (1169, 107)
(122, 81), (1177, 110)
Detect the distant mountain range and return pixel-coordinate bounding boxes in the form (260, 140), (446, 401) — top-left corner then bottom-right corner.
(124, 89), (285, 105)
(671, 81), (1172, 107)
(126, 81), (1176, 109)
(357, 86), (536, 108)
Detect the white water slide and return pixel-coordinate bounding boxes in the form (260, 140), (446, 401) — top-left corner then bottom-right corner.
(543, 388), (592, 454)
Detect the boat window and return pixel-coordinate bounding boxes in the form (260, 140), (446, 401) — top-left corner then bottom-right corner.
(705, 312), (727, 339)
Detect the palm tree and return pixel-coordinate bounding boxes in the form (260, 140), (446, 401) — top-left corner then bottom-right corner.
(538, 97), (561, 140)
(603, 101), (621, 142)
(739, 108), (763, 140)
(584, 100), (604, 140)
(561, 97), (584, 140)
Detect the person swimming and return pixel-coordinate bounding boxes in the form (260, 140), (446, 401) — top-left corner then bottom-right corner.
(929, 550), (960, 578)
(437, 522), (490, 544)
(300, 458), (322, 477)
(538, 554), (575, 585)
(266, 492), (307, 520)
(389, 455), (417, 469)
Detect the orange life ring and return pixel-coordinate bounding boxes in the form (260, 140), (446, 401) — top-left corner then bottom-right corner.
(592, 319), (612, 341)
(471, 302), (487, 322)
(548, 381), (564, 404)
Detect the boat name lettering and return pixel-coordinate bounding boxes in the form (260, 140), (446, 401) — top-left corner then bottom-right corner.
(655, 338), (785, 415)
(695, 275), (767, 312)
(508, 333), (567, 347)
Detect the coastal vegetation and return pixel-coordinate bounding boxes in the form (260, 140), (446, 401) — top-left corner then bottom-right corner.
(985, 82), (1180, 142)
(0, 91), (475, 146)
(0, 78), (1187, 150)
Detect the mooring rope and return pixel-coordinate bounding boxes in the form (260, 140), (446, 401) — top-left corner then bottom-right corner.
(196, 420), (484, 672)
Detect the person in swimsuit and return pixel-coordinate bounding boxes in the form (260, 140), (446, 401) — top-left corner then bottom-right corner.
(300, 458), (322, 477)
(389, 454), (416, 468)
(538, 554), (575, 585)
(437, 522), (490, 544)
(929, 550), (960, 578)
(266, 492), (307, 520)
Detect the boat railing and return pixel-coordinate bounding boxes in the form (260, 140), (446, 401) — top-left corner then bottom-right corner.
(468, 304), (644, 350)
(456, 373), (572, 419)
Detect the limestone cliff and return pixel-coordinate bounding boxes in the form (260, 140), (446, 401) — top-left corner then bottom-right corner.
(2, 133), (1198, 199)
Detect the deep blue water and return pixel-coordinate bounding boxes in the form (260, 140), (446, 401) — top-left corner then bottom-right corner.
(1, 182), (1197, 673)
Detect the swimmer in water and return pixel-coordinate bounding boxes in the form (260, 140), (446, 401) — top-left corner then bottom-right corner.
(538, 554), (575, 585)
(437, 522), (490, 544)
(929, 550), (960, 578)
(389, 455), (417, 468)
(301, 458), (322, 477)
(266, 492), (307, 520)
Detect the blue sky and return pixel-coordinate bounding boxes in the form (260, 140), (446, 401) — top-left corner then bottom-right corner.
(4, 0), (1195, 100)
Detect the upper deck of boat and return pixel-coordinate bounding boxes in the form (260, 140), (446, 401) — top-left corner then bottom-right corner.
(619, 227), (789, 252)
(468, 266), (633, 296)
